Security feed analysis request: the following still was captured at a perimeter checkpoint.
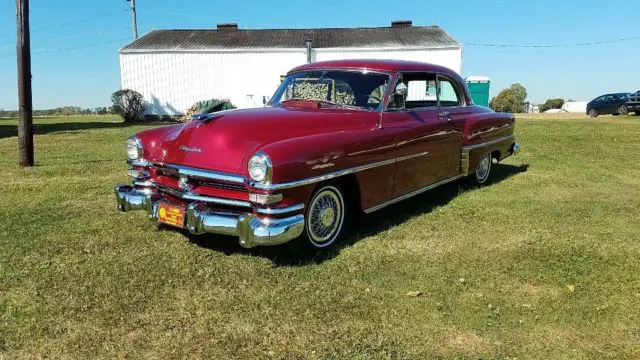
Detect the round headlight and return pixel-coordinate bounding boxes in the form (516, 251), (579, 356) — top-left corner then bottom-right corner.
(126, 137), (142, 160)
(248, 152), (272, 182)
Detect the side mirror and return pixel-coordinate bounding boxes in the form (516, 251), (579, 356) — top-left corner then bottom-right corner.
(395, 82), (408, 97)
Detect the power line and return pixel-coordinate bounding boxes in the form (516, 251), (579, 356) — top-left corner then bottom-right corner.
(0, 9), (128, 39)
(0, 29), (126, 49)
(0, 37), (130, 58)
(465, 36), (640, 48)
(32, 37), (130, 55)
(32, 10), (128, 32)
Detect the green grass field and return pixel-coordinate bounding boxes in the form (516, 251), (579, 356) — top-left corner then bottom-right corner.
(1, 114), (639, 359)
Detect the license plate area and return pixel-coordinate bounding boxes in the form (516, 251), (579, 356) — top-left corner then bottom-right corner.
(157, 203), (186, 228)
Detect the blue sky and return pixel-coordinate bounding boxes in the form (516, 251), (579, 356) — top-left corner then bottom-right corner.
(0, 0), (639, 109)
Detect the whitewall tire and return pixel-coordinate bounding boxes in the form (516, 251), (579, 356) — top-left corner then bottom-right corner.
(472, 152), (492, 185)
(303, 185), (346, 249)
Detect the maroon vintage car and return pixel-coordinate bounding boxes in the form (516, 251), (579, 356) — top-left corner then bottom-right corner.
(115, 59), (520, 250)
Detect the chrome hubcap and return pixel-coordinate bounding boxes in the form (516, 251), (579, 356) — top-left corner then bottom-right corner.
(476, 154), (491, 182)
(307, 188), (343, 245)
(320, 208), (335, 227)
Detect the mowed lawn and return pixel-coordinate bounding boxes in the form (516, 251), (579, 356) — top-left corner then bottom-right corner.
(1, 114), (639, 359)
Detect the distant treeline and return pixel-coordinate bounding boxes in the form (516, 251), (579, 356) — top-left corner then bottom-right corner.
(0, 106), (117, 118)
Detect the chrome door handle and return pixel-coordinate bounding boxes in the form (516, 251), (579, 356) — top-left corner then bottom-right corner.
(439, 111), (451, 118)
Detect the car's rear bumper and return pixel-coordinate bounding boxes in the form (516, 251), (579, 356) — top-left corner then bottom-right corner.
(114, 185), (304, 248)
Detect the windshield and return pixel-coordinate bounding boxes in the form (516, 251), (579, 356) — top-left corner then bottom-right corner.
(269, 70), (391, 110)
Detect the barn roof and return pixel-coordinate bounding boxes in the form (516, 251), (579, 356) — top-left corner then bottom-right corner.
(120, 23), (461, 53)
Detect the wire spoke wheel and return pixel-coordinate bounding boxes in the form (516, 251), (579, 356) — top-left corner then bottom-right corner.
(475, 153), (492, 184)
(305, 185), (345, 248)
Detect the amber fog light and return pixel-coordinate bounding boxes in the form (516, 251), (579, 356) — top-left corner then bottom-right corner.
(249, 193), (282, 205)
(127, 168), (150, 179)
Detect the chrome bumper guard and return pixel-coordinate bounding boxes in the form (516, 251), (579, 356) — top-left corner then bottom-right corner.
(114, 185), (304, 248)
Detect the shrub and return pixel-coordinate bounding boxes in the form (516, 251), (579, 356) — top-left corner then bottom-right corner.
(111, 89), (144, 122)
(489, 83), (528, 113)
(539, 98), (565, 113)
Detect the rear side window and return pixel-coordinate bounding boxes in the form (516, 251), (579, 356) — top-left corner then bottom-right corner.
(438, 78), (462, 107)
(386, 72), (465, 110)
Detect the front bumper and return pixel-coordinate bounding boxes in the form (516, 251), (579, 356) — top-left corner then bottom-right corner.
(114, 185), (304, 248)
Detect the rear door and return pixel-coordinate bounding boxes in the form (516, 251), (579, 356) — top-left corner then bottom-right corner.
(602, 95), (617, 114)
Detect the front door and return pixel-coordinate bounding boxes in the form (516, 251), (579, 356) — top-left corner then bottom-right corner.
(382, 72), (459, 197)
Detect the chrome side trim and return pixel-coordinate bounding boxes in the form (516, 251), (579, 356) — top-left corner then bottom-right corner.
(461, 150), (470, 176)
(250, 158), (397, 190)
(462, 135), (514, 151)
(363, 175), (464, 214)
(461, 135), (515, 176)
(250, 150), (431, 191)
(255, 203), (305, 215)
(396, 151), (429, 162)
(165, 164), (246, 184)
(182, 193), (252, 208)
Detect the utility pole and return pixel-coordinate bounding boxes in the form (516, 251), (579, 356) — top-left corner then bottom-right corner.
(128, 0), (138, 40)
(16, 0), (34, 167)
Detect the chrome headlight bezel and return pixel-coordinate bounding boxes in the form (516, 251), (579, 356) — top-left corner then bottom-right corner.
(126, 136), (143, 160)
(248, 152), (272, 183)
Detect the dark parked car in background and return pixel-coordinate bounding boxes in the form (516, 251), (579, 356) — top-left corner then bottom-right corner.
(586, 93), (631, 117)
(626, 91), (640, 115)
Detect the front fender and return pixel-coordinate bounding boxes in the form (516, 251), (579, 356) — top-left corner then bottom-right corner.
(258, 128), (396, 184)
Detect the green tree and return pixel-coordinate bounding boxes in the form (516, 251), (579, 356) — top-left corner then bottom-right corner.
(539, 98), (565, 112)
(111, 89), (145, 122)
(489, 83), (528, 113)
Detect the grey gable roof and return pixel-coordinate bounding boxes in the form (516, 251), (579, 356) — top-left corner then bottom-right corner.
(120, 26), (461, 52)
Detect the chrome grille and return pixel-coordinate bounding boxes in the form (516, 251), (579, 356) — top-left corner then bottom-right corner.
(155, 165), (247, 192)
(191, 178), (247, 192)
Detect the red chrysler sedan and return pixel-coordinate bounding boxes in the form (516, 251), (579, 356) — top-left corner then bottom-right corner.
(115, 59), (520, 251)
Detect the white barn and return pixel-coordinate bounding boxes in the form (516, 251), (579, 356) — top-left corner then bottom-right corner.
(119, 21), (462, 115)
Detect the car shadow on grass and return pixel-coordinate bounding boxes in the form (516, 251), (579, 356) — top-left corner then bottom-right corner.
(186, 163), (529, 267)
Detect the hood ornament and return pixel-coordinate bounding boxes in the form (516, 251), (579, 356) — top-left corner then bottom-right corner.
(179, 145), (202, 153)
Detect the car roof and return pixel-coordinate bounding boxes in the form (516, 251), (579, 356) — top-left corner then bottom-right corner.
(597, 93), (630, 97)
(289, 59), (457, 76)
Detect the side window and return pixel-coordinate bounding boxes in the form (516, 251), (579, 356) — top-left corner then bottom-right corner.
(387, 73), (439, 110)
(406, 79), (437, 102)
(438, 78), (462, 107)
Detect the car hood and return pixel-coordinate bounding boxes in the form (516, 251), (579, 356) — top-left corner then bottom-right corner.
(150, 105), (377, 174)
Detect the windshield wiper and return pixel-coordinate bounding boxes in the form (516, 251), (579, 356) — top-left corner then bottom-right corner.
(315, 100), (371, 111)
(280, 98), (371, 111)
